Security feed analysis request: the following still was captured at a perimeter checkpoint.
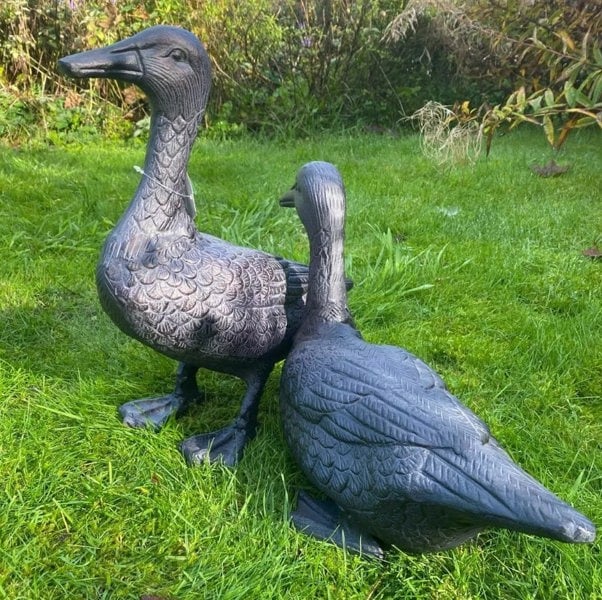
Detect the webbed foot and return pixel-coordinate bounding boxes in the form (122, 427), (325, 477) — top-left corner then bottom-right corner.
(180, 424), (253, 467)
(291, 491), (384, 559)
(181, 366), (271, 467)
(119, 394), (187, 430)
(119, 362), (200, 430)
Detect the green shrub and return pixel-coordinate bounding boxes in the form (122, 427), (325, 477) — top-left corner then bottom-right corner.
(15, 0), (598, 140)
(478, 1), (602, 151)
(386, 1), (602, 151)
(2, 0), (458, 139)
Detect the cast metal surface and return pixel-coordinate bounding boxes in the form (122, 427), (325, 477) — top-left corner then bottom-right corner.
(58, 26), (313, 466)
(279, 161), (596, 557)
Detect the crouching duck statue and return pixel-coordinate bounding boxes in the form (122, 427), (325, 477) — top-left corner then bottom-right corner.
(57, 26), (323, 466)
(278, 161), (596, 557)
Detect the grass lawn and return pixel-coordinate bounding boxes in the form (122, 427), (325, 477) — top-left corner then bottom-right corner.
(0, 128), (600, 599)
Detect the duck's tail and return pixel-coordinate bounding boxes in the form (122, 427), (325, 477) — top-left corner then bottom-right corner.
(432, 440), (596, 544)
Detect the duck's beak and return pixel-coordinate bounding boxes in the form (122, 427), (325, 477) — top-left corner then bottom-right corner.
(58, 37), (142, 81)
(279, 187), (297, 208)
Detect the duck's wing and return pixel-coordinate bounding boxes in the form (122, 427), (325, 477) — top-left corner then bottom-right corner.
(285, 336), (595, 542)
(300, 340), (492, 448)
(284, 334), (498, 506)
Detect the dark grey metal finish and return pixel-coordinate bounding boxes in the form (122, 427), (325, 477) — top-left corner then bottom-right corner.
(57, 26), (313, 466)
(279, 161), (596, 556)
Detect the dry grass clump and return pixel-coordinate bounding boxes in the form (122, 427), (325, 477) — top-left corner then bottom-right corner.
(410, 101), (483, 167)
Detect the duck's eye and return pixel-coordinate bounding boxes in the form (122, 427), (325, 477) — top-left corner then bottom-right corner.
(169, 48), (187, 62)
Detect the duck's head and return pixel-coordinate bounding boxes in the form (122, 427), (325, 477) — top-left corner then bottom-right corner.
(58, 25), (211, 120)
(279, 161), (346, 234)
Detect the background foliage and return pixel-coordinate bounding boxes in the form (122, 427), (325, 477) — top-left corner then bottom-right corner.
(0, 0), (600, 143)
(1, 0), (425, 139)
(387, 0), (602, 151)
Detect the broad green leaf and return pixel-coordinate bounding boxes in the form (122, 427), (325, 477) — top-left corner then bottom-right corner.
(528, 95), (544, 111)
(564, 82), (577, 107)
(544, 89), (555, 107)
(591, 73), (602, 104)
(574, 87), (592, 107)
(574, 116), (597, 128)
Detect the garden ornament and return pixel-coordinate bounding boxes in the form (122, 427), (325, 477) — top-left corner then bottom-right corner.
(278, 161), (596, 557)
(57, 25), (334, 466)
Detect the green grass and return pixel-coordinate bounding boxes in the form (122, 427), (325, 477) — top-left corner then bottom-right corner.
(0, 129), (600, 599)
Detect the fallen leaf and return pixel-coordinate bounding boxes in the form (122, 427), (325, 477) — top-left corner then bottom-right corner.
(530, 159), (570, 177)
(582, 246), (602, 259)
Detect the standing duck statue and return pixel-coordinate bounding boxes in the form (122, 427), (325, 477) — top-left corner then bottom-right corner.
(278, 161), (596, 557)
(57, 26), (317, 466)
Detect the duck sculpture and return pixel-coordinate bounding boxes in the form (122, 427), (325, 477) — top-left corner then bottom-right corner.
(278, 161), (596, 557)
(57, 25), (325, 466)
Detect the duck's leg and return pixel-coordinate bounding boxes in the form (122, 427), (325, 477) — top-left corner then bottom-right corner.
(119, 362), (200, 429)
(291, 491), (384, 559)
(180, 365), (271, 467)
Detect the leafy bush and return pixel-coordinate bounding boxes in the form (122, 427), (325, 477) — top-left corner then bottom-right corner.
(4, 0), (598, 142)
(387, 1), (602, 151)
(1, 0), (466, 139)
(479, 1), (602, 151)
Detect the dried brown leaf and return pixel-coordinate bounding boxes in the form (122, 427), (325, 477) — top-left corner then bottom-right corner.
(582, 246), (602, 259)
(530, 159), (570, 177)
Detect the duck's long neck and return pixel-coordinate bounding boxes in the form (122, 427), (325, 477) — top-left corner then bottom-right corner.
(302, 209), (349, 332)
(111, 109), (203, 246)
